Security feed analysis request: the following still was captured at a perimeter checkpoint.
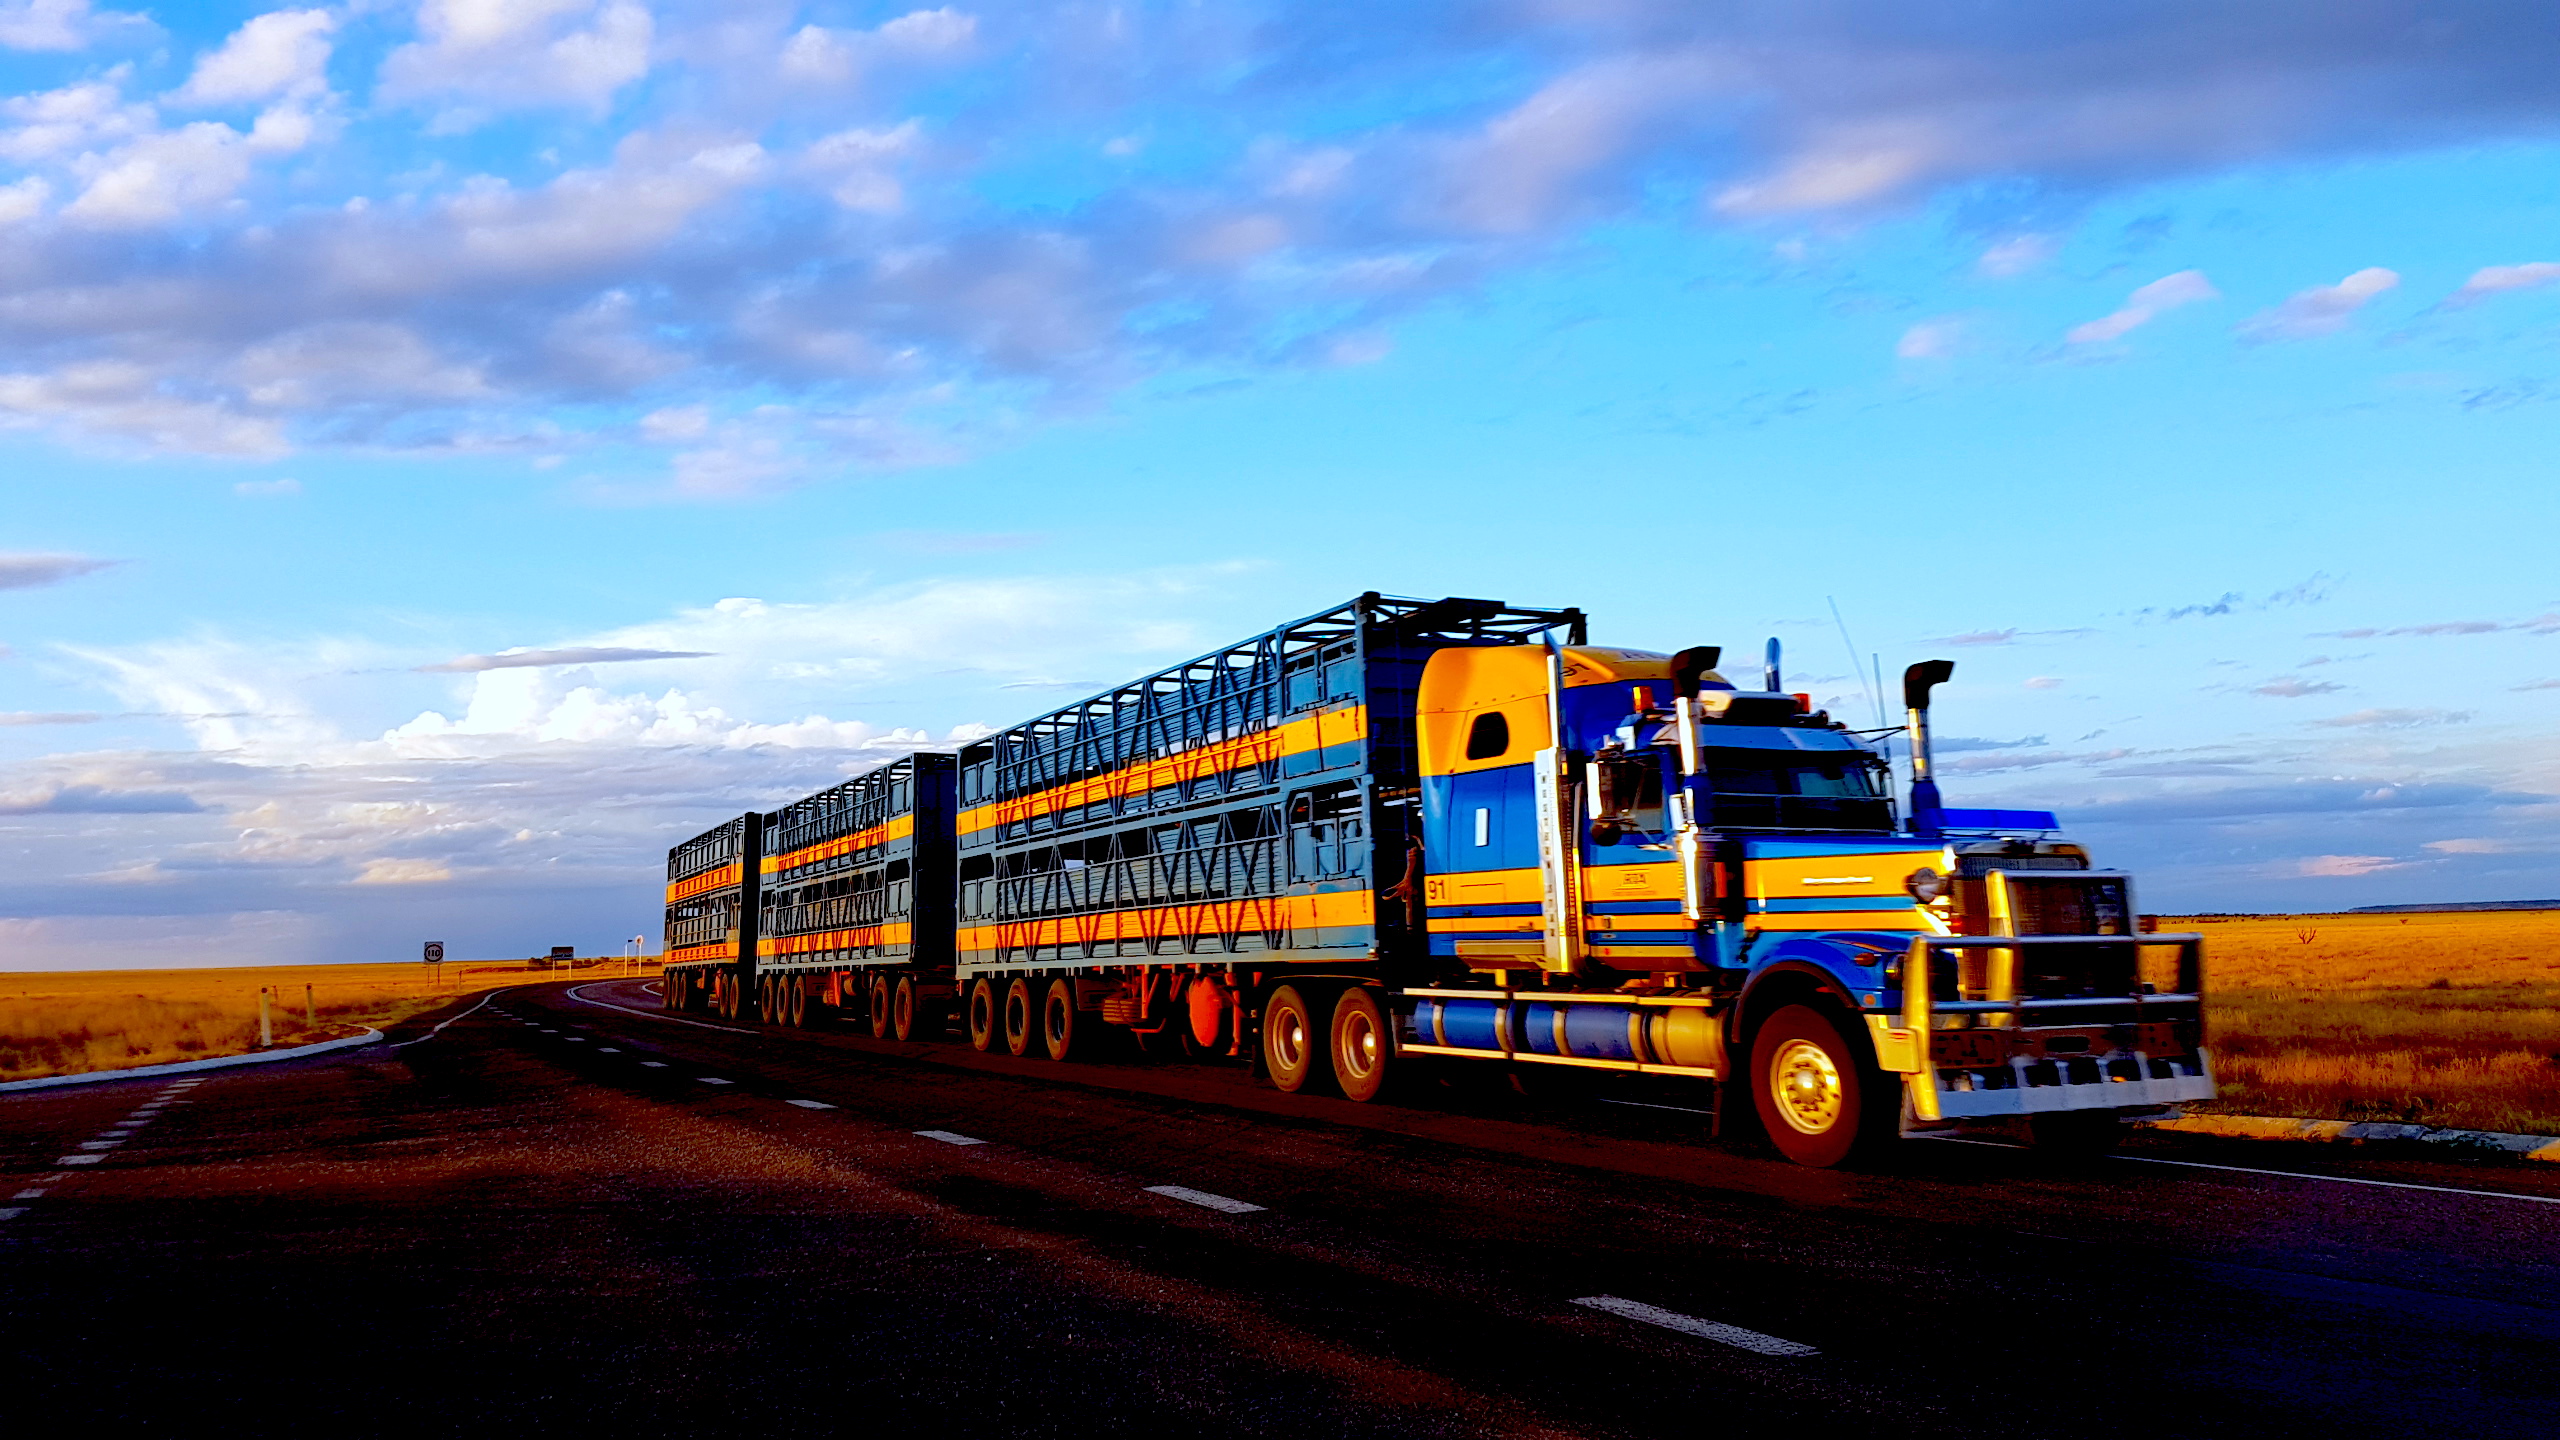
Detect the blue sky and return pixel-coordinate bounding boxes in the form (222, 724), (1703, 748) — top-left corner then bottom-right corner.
(4, 1), (2560, 966)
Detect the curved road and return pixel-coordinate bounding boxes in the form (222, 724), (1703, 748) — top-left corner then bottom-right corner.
(5, 978), (2556, 1436)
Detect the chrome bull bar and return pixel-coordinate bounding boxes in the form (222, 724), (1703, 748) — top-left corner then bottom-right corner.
(1865, 933), (2216, 1123)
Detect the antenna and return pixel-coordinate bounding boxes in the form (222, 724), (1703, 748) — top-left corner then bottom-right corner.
(1828, 596), (1885, 727)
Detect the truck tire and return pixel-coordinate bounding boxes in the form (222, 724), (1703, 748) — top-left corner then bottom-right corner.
(785, 979), (809, 1029)
(966, 978), (998, 1052)
(1263, 984), (1322, 1093)
(757, 976), (777, 1025)
(1003, 977), (1038, 1058)
(1042, 979), (1083, 1062)
(868, 974), (893, 1039)
(2030, 1111), (2125, 1154)
(1750, 1004), (1892, 1168)
(1329, 987), (1394, 1102)
(1180, 976), (1230, 1060)
(892, 975), (922, 1042)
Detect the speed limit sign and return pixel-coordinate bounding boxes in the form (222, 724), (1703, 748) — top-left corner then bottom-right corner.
(424, 941), (445, 964)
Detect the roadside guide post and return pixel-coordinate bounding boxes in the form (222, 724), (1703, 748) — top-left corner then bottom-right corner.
(305, 984), (315, 1028)
(258, 987), (272, 1048)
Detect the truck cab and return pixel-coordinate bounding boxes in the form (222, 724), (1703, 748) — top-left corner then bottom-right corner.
(1404, 642), (2214, 1166)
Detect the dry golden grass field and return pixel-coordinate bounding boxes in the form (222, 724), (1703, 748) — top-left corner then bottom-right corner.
(2178, 910), (2560, 1136)
(0, 960), (659, 1083)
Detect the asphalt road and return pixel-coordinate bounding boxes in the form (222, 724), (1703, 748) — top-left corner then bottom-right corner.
(6, 978), (2558, 1438)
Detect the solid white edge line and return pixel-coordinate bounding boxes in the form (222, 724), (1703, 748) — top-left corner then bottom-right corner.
(1572, 1296), (1820, 1357)
(0, 1028), (384, 1091)
(787, 1099), (836, 1109)
(1911, 1134), (2560, 1205)
(916, 1130), (986, 1146)
(564, 982), (760, 1035)
(1143, 1184), (1267, 1215)
(1596, 1098), (1720, 1117)
(388, 987), (509, 1050)
(2109, 1151), (2560, 1205)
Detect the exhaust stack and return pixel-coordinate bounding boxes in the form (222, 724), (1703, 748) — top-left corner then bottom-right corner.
(1903, 660), (1956, 837)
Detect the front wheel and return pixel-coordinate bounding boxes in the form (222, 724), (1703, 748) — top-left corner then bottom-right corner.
(1750, 1004), (1893, 1168)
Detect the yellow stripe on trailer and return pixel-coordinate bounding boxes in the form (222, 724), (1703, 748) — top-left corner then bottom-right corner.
(955, 704), (1368, 838)
(761, 921), (916, 956)
(958, 888), (1374, 956)
(665, 862), (741, 903)
(763, 812), (916, 875)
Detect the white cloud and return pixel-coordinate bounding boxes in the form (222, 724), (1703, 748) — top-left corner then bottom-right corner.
(0, 0), (144, 52)
(2237, 266), (2398, 342)
(1442, 51), (1724, 233)
(1977, 233), (2057, 277)
(2446, 261), (2560, 306)
(176, 9), (336, 106)
(2296, 854), (2407, 877)
(2066, 269), (2218, 345)
(233, 476), (301, 496)
(2022, 676), (2063, 690)
(0, 551), (115, 588)
(383, 0), (653, 116)
(354, 857), (455, 885)
(802, 120), (922, 214)
(0, 174), (48, 223)
(1716, 124), (1940, 216)
(0, 361), (288, 454)
(1896, 317), (1961, 359)
(2311, 707), (2474, 729)
(779, 8), (978, 85)
(63, 121), (257, 226)
(1, 75), (148, 163)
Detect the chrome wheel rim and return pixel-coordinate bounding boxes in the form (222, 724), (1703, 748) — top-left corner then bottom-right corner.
(1271, 1007), (1308, 1073)
(1770, 1038), (1844, 1135)
(1338, 1010), (1378, 1080)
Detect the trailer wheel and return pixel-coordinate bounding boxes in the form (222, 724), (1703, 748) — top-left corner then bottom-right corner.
(1042, 979), (1085, 1062)
(782, 979), (805, 1028)
(966, 978), (998, 1052)
(1003, 978), (1038, 1058)
(1262, 985), (1322, 1093)
(892, 975), (921, 1042)
(1329, 987), (1394, 1102)
(868, 974), (893, 1039)
(1749, 1004), (1892, 1168)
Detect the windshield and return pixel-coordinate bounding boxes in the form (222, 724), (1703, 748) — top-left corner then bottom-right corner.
(1703, 749), (1893, 832)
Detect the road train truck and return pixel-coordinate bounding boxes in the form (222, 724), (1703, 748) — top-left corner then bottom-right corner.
(660, 593), (2214, 1166)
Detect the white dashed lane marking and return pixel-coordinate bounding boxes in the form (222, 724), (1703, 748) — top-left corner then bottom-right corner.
(786, 1099), (836, 1110)
(1144, 1185), (1266, 1215)
(0, 1207), (23, 1221)
(915, 1130), (986, 1146)
(640, 1062), (668, 1069)
(1572, 1296), (1820, 1357)
(77, 1141), (121, 1151)
(13, 1188), (46, 1199)
(597, 1047), (621, 1054)
(57, 1155), (102, 1166)
(696, 1077), (733, 1086)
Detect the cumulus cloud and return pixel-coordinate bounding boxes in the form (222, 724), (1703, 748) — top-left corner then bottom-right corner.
(0, 0), (145, 52)
(0, 5), (2544, 474)
(175, 9), (336, 107)
(417, 646), (717, 673)
(2237, 266), (2399, 342)
(382, 0), (653, 116)
(0, 551), (116, 588)
(2066, 269), (2218, 345)
(0, 781), (202, 813)
(2446, 261), (2560, 306)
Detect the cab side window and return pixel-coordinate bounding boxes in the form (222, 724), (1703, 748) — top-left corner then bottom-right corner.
(1464, 711), (1510, 761)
